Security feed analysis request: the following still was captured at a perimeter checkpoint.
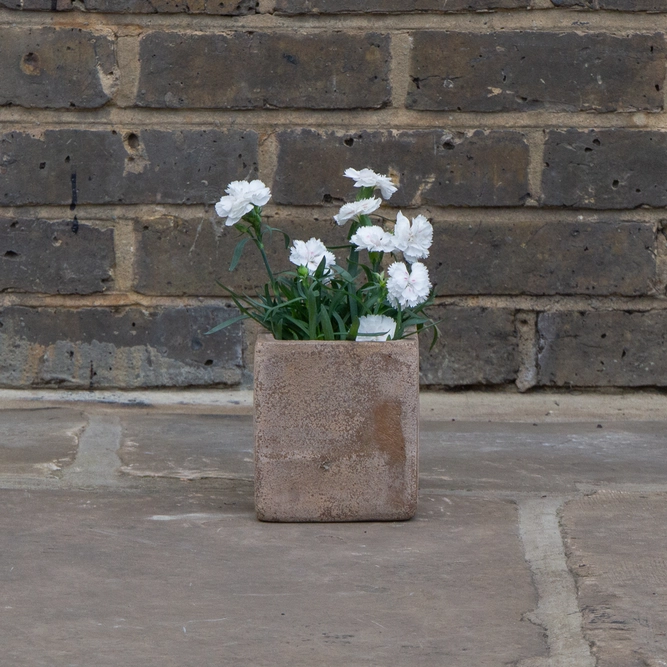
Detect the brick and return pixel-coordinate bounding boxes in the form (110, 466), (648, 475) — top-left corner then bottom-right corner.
(430, 220), (656, 296)
(133, 215), (342, 296)
(0, 0), (256, 12)
(552, 0), (667, 9)
(0, 218), (114, 294)
(275, 0), (529, 12)
(136, 32), (390, 110)
(537, 311), (667, 387)
(0, 129), (257, 206)
(0, 27), (116, 109)
(274, 129), (529, 207)
(407, 32), (664, 112)
(542, 130), (667, 209)
(419, 306), (518, 386)
(0, 306), (243, 388)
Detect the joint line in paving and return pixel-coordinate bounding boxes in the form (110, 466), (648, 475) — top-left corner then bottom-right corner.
(62, 414), (125, 488)
(518, 497), (595, 667)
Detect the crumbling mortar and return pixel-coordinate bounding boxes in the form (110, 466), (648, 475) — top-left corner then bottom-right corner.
(515, 310), (538, 392)
(7, 109), (667, 131)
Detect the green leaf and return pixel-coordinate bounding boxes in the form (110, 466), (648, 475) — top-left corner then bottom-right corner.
(205, 312), (248, 335)
(264, 224), (291, 250)
(320, 304), (335, 340)
(307, 287), (317, 339)
(332, 311), (347, 337)
(229, 237), (250, 272)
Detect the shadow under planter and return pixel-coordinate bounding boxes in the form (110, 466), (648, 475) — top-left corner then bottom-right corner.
(253, 335), (419, 522)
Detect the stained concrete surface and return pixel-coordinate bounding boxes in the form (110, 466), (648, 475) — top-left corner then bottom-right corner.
(0, 487), (544, 667)
(0, 408), (85, 476)
(562, 491), (667, 667)
(420, 421), (667, 493)
(119, 413), (253, 480)
(1, 392), (667, 666)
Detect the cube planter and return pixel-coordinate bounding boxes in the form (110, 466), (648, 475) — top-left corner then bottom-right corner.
(253, 334), (419, 522)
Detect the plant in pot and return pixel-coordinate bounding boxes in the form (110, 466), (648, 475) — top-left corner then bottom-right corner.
(208, 168), (438, 522)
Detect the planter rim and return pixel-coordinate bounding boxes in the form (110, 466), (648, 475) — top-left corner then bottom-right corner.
(255, 333), (418, 347)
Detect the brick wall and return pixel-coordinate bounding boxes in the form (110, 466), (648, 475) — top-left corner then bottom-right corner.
(1, 1), (666, 390)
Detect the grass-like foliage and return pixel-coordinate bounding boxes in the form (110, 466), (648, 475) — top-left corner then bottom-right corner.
(206, 169), (439, 346)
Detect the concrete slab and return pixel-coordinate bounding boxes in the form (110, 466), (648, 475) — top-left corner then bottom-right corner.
(421, 421), (667, 493)
(115, 413), (667, 495)
(0, 486), (546, 667)
(0, 408), (85, 477)
(118, 412), (253, 480)
(561, 491), (667, 667)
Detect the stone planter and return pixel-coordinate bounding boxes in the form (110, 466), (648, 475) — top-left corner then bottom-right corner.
(253, 334), (419, 522)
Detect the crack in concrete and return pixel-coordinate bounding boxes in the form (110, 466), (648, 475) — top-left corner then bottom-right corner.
(518, 497), (595, 667)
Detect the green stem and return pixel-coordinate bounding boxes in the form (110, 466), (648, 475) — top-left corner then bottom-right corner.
(243, 207), (276, 292)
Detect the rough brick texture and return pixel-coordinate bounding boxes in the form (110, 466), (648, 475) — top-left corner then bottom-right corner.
(0, 2), (665, 391)
(274, 130), (530, 207)
(0, 129), (257, 205)
(407, 32), (665, 112)
(538, 311), (667, 387)
(430, 220), (657, 296)
(551, 0), (667, 9)
(136, 32), (390, 109)
(419, 307), (519, 386)
(0, 0), (256, 12)
(0, 27), (117, 109)
(275, 0), (529, 12)
(134, 215), (342, 296)
(0, 219), (114, 294)
(542, 130), (667, 209)
(0, 306), (243, 388)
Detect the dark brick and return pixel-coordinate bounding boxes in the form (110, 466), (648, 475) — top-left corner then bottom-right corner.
(274, 129), (529, 207)
(136, 32), (390, 110)
(430, 220), (656, 296)
(542, 130), (667, 209)
(0, 129), (257, 206)
(537, 311), (667, 387)
(133, 214), (343, 296)
(552, 0), (667, 10)
(0, 0), (256, 12)
(407, 32), (664, 112)
(0, 219), (114, 294)
(275, 0), (529, 12)
(0, 306), (243, 388)
(420, 306), (518, 386)
(0, 27), (116, 109)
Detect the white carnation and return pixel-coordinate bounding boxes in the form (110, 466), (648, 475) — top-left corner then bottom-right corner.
(344, 168), (398, 200)
(289, 238), (336, 276)
(333, 197), (382, 226)
(215, 179), (272, 226)
(350, 225), (396, 253)
(386, 261), (431, 308)
(356, 314), (397, 342)
(393, 212), (433, 263)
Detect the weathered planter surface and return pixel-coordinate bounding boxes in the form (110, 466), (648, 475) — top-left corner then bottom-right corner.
(254, 335), (419, 522)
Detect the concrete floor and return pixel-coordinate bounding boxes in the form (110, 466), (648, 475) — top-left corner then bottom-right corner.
(1, 390), (667, 667)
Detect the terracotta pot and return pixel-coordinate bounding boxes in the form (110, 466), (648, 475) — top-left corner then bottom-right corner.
(253, 334), (419, 522)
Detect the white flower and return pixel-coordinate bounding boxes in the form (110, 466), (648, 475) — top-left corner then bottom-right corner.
(289, 238), (336, 276)
(393, 212), (433, 263)
(333, 197), (382, 226)
(344, 168), (398, 200)
(215, 179), (272, 226)
(356, 314), (397, 342)
(386, 261), (431, 308)
(350, 225), (396, 253)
